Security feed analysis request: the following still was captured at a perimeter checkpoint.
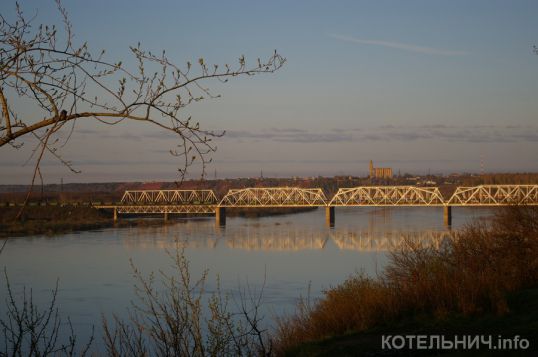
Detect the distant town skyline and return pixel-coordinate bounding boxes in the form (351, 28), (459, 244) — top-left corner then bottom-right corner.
(1, 0), (537, 184)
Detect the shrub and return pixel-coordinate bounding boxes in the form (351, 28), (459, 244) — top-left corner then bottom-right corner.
(274, 206), (538, 354)
(102, 244), (272, 356)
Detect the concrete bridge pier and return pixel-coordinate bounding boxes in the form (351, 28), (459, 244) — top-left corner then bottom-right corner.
(444, 206), (452, 226)
(113, 207), (118, 222)
(164, 211), (168, 221)
(326, 206), (335, 228)
(216, 207), (226, 226)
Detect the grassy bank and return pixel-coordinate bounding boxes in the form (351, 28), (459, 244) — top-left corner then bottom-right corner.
(0, 206), (110, 237)
(0, 205), (319, 238)
(0, 206), (179, 237)
(275, 206), (538, 355)
(286, 287), (538, 356)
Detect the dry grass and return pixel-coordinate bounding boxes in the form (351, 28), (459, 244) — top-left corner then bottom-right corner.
(0, 206), (112, 237)
(273, 206), (538, 355)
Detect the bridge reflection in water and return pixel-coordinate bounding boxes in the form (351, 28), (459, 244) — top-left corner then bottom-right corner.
(330, 229), (453, 251)
(120, 220), (455, 252)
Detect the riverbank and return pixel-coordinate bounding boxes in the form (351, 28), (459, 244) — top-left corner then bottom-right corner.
(286, 287), (538, 356)
(274, 206), (538, 355)
(0, 206), (171, 238)
(2, 205), (536, 355)
(0, 205), (319, 237)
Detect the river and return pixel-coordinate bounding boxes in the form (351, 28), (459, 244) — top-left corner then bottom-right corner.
(0, 206), (493, 351)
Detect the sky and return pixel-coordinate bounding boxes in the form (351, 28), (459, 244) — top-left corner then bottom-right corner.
(1, 0), (538, 183)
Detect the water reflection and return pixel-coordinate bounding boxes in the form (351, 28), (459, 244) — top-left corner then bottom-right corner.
(1, 207), (490, 352)
(119, 218), (454, 252)
(226, 227), (328, 251)
(330, 229), (453, 251)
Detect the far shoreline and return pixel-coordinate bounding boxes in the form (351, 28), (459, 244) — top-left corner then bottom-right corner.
(0, 205), (318, 239)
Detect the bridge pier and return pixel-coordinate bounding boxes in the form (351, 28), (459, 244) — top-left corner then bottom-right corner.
(216, 207), (226, 226)
(325, 206), (335, 227)
(444, 206), (452, 226)
(164, 211), (168, 221)
(113, 207), (118, 222)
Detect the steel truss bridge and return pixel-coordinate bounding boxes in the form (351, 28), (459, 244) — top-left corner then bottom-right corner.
(448, 185), (538, 206)
(96, 190), (218, 219)
(219, 187), (328, 207)
(94, 185), (538, 226)
(329, 186), (445, 206)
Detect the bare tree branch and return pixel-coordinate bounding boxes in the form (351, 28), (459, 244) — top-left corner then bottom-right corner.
(1, 268), (94, 355)
(0, 0), (285, 184)
(102, 243), (272, 356)
(15, 118), (60, 219)
(0, 239), (7, 255)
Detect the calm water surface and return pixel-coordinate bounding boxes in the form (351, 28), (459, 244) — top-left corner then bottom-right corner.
(0, 207), (493, 348)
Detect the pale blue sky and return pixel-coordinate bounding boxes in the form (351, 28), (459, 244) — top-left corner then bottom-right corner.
(2, 0), (538, 183)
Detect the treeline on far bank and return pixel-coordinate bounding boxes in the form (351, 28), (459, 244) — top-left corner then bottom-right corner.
(460, 172), (538, 186)
(1, 172), (538, 205)
(273, 205), (538, 355)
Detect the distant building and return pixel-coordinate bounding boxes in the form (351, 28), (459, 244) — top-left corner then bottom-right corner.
(369, 160), (393, 179)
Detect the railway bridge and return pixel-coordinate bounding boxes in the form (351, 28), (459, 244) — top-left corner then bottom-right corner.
(94, 185), (538, 227)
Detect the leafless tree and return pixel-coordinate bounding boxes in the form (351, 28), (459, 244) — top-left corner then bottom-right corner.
(0, 0), (285, 210)
(0, 269), (94, 356)
(103, 245), (273, 356)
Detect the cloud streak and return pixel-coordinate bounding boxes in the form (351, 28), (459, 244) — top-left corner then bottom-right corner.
(225, 128), (353, 143)
(223, 125), (538, 144)
(362, 124), (538, 143)
(330, 34), (468, 56)
(74, 125), (538, 145)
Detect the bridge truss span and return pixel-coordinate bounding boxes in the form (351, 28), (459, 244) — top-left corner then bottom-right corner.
(219, 187), (328, 207)
(120, 190), (218, 206)
(448, 185), (538, 206)
(330, 186), (445, 206)
(116, 204), (216, 214)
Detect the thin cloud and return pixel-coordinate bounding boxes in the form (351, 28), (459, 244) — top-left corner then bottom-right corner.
(225, 129), (353, 143)
(74, 125), (538, 146)
(226, 125), (538, 144)
(274, 132), (352, 143)
(330, 34), (468, 56)
(364, 124), (538, 143)
(268, 128), (308, 133)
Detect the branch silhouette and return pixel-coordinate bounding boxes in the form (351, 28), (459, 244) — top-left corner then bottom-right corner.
(0, 0), (284, 216)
